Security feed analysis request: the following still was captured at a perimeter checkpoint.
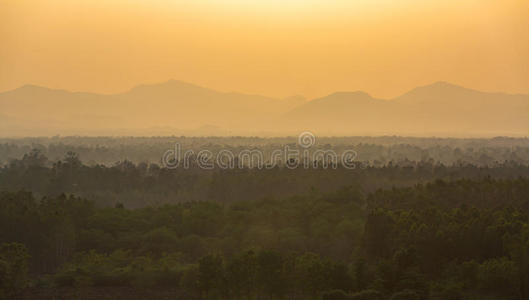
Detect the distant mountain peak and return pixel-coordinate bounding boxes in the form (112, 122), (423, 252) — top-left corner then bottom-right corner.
(131, 79), (201, 90)
(415, 81), (469, 92)
(16, 84), (50, 92)
(18, 84), (41, 89)
(285, 90), (383, 120)
(430, 81), (459, 87)
(283, 95), (306, 102)
(394, 81), (479, 104)
(5, 84), (71, 96)
(125, 79), (216, 96)
(162, 79), (202, 88)
(326, 91), (374, 99)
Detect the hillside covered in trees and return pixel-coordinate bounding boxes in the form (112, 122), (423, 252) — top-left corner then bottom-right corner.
(2, 178), (529, 299)
(2, 144), (529, 299)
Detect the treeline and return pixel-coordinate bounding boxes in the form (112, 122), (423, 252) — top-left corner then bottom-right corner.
(2, 177), (529, 299)
(1, 136), (529, 166)
(2, 149), (529, 207)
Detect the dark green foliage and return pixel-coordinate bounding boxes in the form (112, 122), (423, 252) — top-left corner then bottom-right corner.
(321, 289), (351, 300)
(1, 167), (529, 298)
(224, 250), (257, 298)
(198, 254), (224, 298)
(390, 289), (420, 300)
(256, 250), (287, 298)
(349, 289), (384, 300)
(320, 289), (384, 300)
(477, 257), (518, 298)
(0, 243), (30, 298)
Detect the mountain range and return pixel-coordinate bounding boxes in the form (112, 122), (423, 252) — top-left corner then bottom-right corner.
(1, 80), (528, 137)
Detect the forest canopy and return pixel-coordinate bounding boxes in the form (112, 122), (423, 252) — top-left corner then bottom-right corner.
(1, 141), (529, 299)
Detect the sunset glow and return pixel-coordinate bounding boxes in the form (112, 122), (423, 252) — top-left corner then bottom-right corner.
(0, 0), (527, 99)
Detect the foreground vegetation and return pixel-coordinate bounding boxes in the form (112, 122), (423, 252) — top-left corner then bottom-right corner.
(2, 175), (529, 299)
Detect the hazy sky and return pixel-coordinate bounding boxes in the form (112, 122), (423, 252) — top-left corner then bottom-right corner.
(1, 0), (528, 99)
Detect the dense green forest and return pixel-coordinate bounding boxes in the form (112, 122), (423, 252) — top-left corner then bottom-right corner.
(2, 148), (529, 207)
(2, 143), (529, 299)
(1, 170), (529, 298)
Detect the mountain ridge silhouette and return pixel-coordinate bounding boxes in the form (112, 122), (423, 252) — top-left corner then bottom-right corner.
(1, 80), (528, 136)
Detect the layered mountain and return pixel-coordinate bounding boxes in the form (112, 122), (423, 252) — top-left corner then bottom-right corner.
(1, 80), (528, 136)
(0, 80), (304, 136)
(284, 82), (529, 136)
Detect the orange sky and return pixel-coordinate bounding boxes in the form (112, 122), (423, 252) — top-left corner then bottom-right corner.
(1, 0), (528, 99)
